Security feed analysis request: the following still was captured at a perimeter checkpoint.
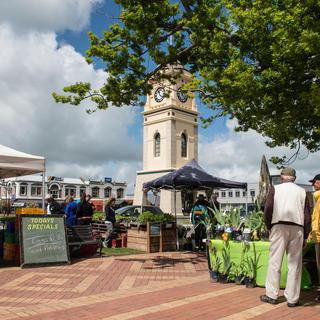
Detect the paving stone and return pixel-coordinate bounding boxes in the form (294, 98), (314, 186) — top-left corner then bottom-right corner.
(0, 251), (318, 319)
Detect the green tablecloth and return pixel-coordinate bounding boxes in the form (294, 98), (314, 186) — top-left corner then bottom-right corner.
(209, 240), (313, 290)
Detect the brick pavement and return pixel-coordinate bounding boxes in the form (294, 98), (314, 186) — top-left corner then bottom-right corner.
(0, 251), (319, 319)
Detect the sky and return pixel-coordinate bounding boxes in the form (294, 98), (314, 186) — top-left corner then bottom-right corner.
(0, 0), (319, 194)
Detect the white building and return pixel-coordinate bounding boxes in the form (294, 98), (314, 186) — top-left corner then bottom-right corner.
(133, 65), (199, 215)
(1, 175), (127, 206)
(214, 177), (313, 212)
(213, 182), (259, 211)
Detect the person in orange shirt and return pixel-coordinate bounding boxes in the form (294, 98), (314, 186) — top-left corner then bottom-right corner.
(309, 174), (320, 302)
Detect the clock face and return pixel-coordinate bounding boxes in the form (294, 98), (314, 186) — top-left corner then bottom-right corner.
(177, 87), (188, 103)
(154, 87), (165, 103)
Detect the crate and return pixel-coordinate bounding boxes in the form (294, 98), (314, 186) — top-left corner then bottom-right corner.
(127, 222), (176, 253)
(3, 243), (15, 261)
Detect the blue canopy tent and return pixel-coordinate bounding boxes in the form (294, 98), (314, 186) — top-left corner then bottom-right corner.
(143, 159), (247, 249)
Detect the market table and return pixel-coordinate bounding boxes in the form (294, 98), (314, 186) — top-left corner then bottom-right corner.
(209, 240), (313, 290)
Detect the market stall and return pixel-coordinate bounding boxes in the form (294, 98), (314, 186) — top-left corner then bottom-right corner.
(0, 144), (46, 263)
(0, 144), (46, 213)
(143, 158), (247, 249)
(209, 239), (313, 290)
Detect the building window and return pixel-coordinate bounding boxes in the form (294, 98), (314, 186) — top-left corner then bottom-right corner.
(228, 191), (233, 197)
(235, 191), (240, 198)
(243, 191), (247, 197)
(181, 133), (187, 157)
(214, 192), (219, 197)
(104, 187), (112, 198)
(250, 190), (255, 197)
(92, 187), (99, 198)
(49, 185), (59, 199)
(221, 191), (226, 198)
(20, 184), (27, 196)
(154, 133), (160, 157)
(65, 186), (76, 197)
(31, 184), (42, 197)
(117, 188), (124, 199)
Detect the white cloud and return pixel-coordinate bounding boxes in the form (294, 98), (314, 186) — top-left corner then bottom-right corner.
(0, 0), (103, 32)
(199, 119), (320, 185)
(0, 23), (141, 191)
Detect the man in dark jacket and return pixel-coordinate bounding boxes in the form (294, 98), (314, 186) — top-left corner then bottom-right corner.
(45, 194), (62, 215)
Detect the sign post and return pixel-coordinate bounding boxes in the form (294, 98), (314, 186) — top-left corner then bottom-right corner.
(19, 214), (70, 267)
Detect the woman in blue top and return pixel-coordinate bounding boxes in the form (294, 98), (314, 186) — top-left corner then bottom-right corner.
(65, 196), (77, 226)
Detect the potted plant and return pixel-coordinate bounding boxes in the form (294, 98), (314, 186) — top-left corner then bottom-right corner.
(229, 208), (242, 240)
(244, 242), (261, 288)
(231, 241), (249, 285)
(212, 208), (226, 239)
(209, 245), (221, 282)
(219, 242), (233, 283)
(232, 263), (245, 285)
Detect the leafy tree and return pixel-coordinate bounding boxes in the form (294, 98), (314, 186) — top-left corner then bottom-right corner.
(53, 0), (320, 164)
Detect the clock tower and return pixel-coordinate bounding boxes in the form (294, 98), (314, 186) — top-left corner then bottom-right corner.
(133, 65), (199, 215)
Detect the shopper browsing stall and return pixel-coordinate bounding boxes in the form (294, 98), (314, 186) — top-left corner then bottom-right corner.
(261, 168), (311, 307)
(309, 173), (320, 303)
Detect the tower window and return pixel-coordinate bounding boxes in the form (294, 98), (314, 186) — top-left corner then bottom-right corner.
(181, 133), (187, 157)
(154, 133), (160, 157)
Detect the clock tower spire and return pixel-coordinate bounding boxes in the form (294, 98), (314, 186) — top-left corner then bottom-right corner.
(133, 65), (199, 214)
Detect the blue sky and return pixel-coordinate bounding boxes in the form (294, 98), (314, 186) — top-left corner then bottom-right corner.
(0, 0), (318, 194)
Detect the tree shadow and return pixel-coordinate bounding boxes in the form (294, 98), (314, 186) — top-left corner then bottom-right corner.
(116, 251), (207, 269)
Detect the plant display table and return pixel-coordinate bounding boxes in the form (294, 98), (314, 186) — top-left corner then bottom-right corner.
(209, 240), (313, 290)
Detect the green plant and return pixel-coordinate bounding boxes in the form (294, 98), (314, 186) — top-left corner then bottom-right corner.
(0, 216), (15, 223)
(231, 242), (249, 277)
(93, 212), (105, 220)
(137, 211), (176, 224)
(210, 246), (221, 272)
(244, 243), (261, 279)
(220, 242), (233, 275)
(229, 208), (242, 230)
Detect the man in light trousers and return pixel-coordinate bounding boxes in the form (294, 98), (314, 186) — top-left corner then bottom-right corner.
(260, 168), (311, 307)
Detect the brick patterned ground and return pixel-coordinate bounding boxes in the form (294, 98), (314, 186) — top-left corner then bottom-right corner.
(0, 251), (319, 319)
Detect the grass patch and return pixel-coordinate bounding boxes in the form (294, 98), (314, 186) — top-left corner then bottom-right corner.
(101, 247), (145, 256)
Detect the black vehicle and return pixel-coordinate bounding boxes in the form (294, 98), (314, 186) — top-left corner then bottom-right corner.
(115, 205), (163, 217)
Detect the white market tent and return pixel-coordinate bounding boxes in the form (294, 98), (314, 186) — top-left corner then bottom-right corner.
(0, 144), (46, 213)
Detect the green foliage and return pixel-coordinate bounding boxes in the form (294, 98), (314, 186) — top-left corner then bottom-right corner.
(220, 242), (234, 275)
(244, 202), (266, 232)
(227, 208), (242, 230)
(53, 1), (320, 162)
(231, 241), (249, 277)
(137, 211), (176, 224)
(0, 216), (15, 223)
(93, 212), (105, 220)
(210, 245), (221, 272)
(244, 243), (261, 279)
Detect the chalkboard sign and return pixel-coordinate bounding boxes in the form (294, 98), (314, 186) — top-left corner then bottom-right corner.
(149, 223), (161, 236)
(19, 214), (70, 267)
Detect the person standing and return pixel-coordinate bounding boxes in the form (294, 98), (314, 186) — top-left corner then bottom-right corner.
(191, 195), (209, 251)
(103, 197), (116, 248)
(86, 194), (96, 212)
(45, 194), (62, 215)
(309, 174), (320, 302)
(76, 192), (93, 225)
(65, 196), (77, 226)
(260, 168), (311, 307)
